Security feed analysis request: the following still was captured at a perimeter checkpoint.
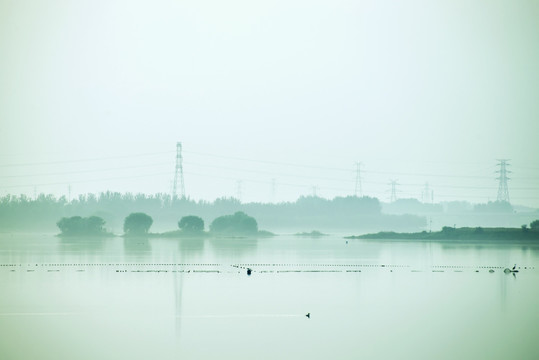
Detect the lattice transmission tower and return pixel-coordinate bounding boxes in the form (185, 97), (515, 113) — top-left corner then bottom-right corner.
(389, 179), (398, 203)
(354, 162), (363, 197)
(172, 142), (186, 200)
(422, 182), (433, 203)
(496, 159), (510, 203)
(271, 178), (276, 203)
(236, 180), (243, 202)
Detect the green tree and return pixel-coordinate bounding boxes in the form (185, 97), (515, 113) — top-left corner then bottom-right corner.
(57, 216), (106, 235)
(86, 216), (105, 232)
(178, 215), (204, 232)
(530, 220), (539, 230)
(57, 216), (83, 234)
(123, 212), (153, 235)
(210, 211), (258, 235)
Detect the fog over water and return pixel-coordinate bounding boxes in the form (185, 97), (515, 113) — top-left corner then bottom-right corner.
(1, 0), (539, 206)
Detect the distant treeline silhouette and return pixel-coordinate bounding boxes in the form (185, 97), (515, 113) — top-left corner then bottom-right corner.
(0, 192), (521, 233)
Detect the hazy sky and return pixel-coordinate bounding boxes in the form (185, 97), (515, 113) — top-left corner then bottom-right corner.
(1, 0), (538, 206)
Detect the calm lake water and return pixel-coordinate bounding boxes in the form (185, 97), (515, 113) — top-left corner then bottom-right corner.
(1, 233), (538, 360)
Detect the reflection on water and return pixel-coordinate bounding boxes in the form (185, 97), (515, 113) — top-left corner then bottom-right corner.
(0, 234), (538, 360)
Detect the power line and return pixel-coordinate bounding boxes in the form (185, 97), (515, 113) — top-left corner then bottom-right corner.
(2, 161), (538, 194)
(0, 150), (174, 168)
(0, 172), (172, 189)
(184, 149), (503, 180)
(0, 162), (171, 179)
(2, 168), (538, 201)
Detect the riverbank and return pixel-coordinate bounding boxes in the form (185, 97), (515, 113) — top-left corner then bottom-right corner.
(346, 226), (539, 240)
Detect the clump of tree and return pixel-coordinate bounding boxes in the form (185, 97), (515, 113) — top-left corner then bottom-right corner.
(178, 215), (205, 233)
(210, 211), (258, 235)
(530, 220), (539, 230)
(123, 212), (153, 235)
(57, 216), (108, 236)
(294, 230), (328, 237)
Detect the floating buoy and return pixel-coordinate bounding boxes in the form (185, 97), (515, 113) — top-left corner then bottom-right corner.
(247, 268), (252, 276)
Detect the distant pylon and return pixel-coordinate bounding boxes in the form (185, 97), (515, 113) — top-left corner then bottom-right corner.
(271, 178), (276, 203)
(236, 180), (243, 202)
(422, 182), (430, 203)
(172, 142), (186, 200)
(496, 159), (510, 203)
(354, 162), (363, 197)
(389, 179), (398, 202)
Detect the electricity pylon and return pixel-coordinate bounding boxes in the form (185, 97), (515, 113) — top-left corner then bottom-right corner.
(172, 142), (186, 200)
(389, 179), (398, 203)
(496, 159), (510, 203)
(354, 162), (363, 197)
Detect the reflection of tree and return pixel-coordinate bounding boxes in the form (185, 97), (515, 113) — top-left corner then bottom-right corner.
(58, 236), (105, 253)
(178, 237), (205, 252)
(208, 237), (258, 257)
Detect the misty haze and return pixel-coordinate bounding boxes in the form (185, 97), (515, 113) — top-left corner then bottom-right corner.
(1, 1), (539, 359)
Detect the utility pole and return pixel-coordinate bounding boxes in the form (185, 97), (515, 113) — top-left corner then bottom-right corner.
(354, 162), (363, 197)
(389, 179), (398, 203)
(496, 159), (510, 203)
(172, 142), (186, 201)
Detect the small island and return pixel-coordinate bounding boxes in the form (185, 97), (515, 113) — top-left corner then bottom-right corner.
(346, 221), (539, 241)
(294, 230), (328, 237)
(56, 216), (114, 237)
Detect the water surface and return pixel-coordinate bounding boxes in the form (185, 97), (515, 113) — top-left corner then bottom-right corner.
(1, 234), (538, 359)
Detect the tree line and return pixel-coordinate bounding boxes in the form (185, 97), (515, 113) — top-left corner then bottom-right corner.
(56, 211), (260, 237)
(2, 191), (528, 233)
(2, 193), (424, 232)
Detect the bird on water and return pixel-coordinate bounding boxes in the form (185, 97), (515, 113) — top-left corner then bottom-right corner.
(306, 313), (310, 318)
